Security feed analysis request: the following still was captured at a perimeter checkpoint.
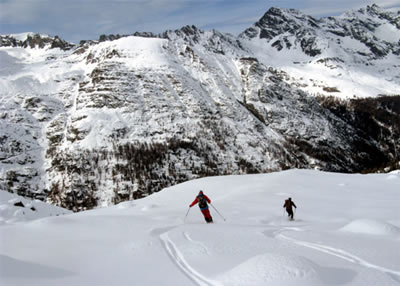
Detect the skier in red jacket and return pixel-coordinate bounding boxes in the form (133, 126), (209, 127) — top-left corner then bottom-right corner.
(189, 191), (213, 223)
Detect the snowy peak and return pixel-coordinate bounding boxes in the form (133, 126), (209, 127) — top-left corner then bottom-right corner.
(349, 3), (399, 23)
(337, 5), (400, 56)
(0, 33), (74, 50)
(241, 5), (400, 58)
(167, 25), (204, 43)
(85, 36), (169, 70)
(241, 7), (320, 41)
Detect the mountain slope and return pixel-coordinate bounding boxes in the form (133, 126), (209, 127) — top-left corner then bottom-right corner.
(240, 4), (400, 98)
(0, 5), (399, 210)
(0, 189), (70, 224)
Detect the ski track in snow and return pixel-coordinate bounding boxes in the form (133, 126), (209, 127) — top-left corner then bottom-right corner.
(2, 170), (400, 285)
(159, 231), (222, 286)
(277, 231), (400, 278)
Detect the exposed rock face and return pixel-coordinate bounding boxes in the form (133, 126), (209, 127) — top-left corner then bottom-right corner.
(0, 33), (74, 50)
(241, 4), (400, 58)
(1, 5), (399, 211)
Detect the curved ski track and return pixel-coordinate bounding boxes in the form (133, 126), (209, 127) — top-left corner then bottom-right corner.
(277, 232), (400, 278)
(158, 225), (399, 286)
(159, 232), (222, 286)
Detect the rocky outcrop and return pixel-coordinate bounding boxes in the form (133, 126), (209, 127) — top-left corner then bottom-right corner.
(1, 5), (399, 211)
(241, 4), (400, 58)
(0, 33), (74, 50)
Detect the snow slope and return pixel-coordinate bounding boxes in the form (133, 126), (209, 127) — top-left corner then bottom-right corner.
(0, 191), (70, 225)
(1, 169), (399, 286)
(240, 5), (400, 99)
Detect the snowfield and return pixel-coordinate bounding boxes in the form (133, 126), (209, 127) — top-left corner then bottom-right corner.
(0, 191), (71, 225)
(1, 169), (399, 285)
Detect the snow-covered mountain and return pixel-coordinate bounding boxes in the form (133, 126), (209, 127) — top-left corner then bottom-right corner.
(0, 5), (399, 211)
(1, 170), (399, 285)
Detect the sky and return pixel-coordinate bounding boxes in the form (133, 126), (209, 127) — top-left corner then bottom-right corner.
(0, 0), (400, 43)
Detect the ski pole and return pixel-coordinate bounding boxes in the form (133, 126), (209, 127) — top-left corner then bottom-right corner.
(210, 203), (226, 221)
(184, 207), (191, 223)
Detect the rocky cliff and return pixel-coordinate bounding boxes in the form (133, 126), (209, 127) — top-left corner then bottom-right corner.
(1, 5), (399, 211)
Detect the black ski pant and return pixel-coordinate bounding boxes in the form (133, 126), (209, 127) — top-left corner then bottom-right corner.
(286, 208), (294, 219)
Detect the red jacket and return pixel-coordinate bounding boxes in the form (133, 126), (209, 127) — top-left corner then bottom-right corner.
(190, 194), (211, 210)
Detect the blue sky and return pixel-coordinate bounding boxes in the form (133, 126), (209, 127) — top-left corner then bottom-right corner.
(1, 0), (399, 43)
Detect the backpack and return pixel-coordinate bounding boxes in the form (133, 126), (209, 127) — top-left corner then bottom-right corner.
(198, 195), (207, 209)
(284, 200), (289, 208)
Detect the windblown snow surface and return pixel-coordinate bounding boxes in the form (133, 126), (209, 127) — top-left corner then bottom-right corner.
(1, 169), (399, 286)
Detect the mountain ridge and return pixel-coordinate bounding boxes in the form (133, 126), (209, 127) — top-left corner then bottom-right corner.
(0, 5), (399, 211)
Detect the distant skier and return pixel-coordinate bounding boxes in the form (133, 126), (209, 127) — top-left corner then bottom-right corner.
(283, 197), (297, 220)
(189, 191), (213, 223)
